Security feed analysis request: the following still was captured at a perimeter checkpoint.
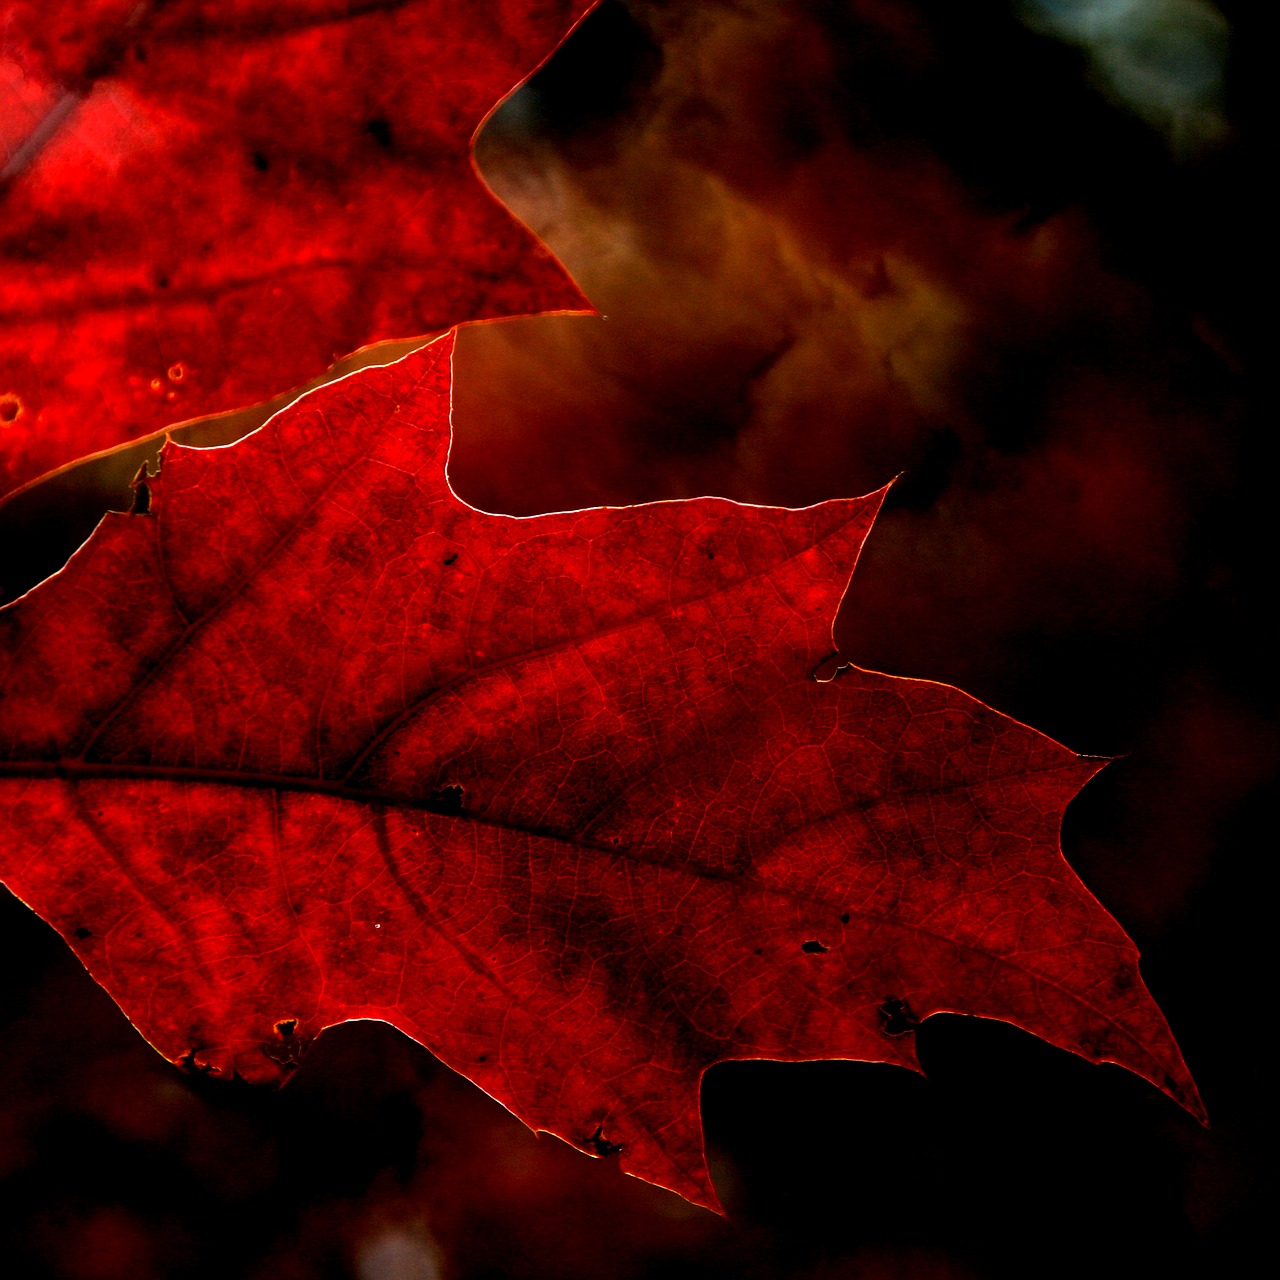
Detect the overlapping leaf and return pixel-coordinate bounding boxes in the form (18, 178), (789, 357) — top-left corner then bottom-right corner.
(0, 336), (1201, 1209)
(0, 0), (592, 498)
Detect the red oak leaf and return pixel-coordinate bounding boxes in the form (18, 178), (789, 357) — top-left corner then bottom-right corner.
(0, 0), (592, 498)
(0, 335), (1201, 1210)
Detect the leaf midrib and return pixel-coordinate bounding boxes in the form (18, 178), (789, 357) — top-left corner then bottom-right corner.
(2, 752), (1170, 1093)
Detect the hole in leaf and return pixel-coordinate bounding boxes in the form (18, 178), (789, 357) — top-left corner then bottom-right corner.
(801, 939), (828, 954)
(840, 911), (851, 924)
(263, 1020), (307, 1070)
(426, 783), (465, 815)
(879, 998), (920, 1037)
(129, 462), (153, 515)
(74, 926), (92, 940)
(443, 551), (459, 565)
(811, 653), (849, 683)
(180, 1049), (221, 1076)
(582, 1123), (623, 1157)
(0, 394), (22, 424)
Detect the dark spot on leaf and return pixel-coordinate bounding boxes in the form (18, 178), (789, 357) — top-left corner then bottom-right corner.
(0, 394), (21, 424)
(443, 552), (459, 565)
(477, 1054), (487, 1062)
(74, 926), (92, 940)
(801, 939), (828, 954)
(153, 270), (169, 289)
(879, 997), (920, 1037)
(840, 911), (851, 924)
(365, 117), (394, 149)
(426, 783), (465, 815)
(753, 948), (763, 955)
(582, 1123), (623, 1157)
(251, 150), (270, 172)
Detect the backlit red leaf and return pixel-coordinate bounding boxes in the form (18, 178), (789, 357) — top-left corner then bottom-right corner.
(0, 0), (592, 497)
(0, 335), (1201, 1209)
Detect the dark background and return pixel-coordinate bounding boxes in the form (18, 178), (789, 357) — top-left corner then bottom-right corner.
(0, 2), (1269, 1276)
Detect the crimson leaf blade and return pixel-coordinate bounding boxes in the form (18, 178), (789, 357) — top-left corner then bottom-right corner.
(0, 334), (1201, 1210)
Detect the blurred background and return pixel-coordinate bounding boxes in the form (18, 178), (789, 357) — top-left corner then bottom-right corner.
(0, 1), (1269, 1276)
